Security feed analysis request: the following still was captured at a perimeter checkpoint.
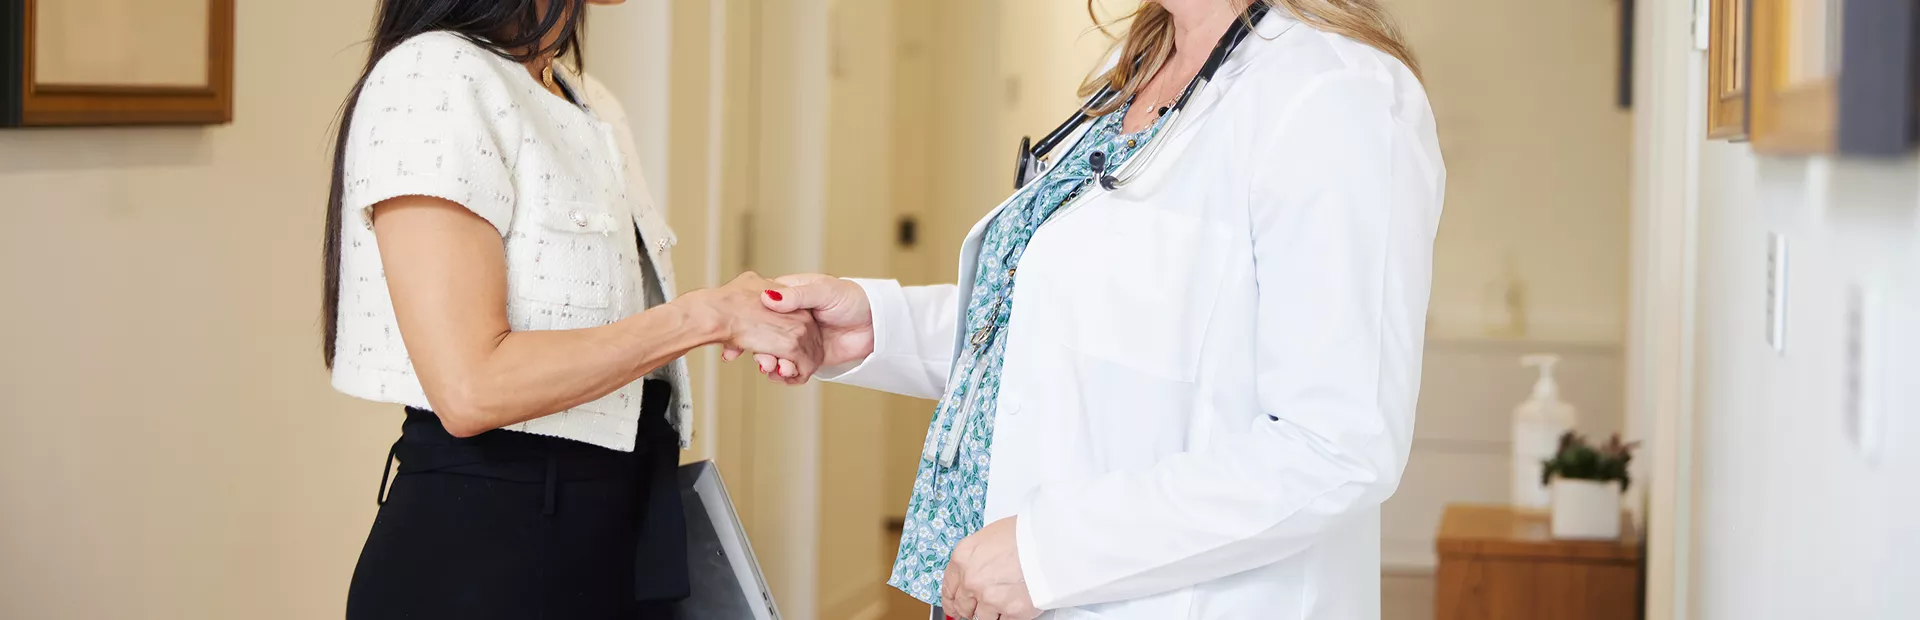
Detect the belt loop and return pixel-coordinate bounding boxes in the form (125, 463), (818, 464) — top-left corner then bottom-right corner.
(542, 455), (559, 516)
(376, 440), (400, 506)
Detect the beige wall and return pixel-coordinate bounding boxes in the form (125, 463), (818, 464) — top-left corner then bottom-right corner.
(819, 0), (898, 617)
(1377, 0), (1631, 567)
(1381, 342), (1624, 568)
(994, 0), (1639, 343)
(996, 0), (1129, 159)
(1385, 0), (1633, 345)
(0, 2), (685, 617)
(0, 1), (385, 618)
(0, 1), (1654, 617)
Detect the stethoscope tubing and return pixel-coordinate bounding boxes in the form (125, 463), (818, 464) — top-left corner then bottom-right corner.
(1014, 3), (1270, 191)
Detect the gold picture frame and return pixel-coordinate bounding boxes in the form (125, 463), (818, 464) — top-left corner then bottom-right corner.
(3, 0), (235, 127)
(1749, 0), (1919, 155)
(1749, 0), (1838, 152)
(1707, 0), (1749, 140)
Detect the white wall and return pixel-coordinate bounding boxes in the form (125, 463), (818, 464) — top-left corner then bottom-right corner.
(1615, 3), (1920, 618)
(1689, 147), (1920, 619)
(0, 3), (675, 617)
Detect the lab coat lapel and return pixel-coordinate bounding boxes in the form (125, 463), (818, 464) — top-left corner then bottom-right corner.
(949, 192), (1017, 355)
(946, 112), (1105, 353)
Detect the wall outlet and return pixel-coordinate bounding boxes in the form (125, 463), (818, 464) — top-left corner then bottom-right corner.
(1767, 234), (1789, 354)
(1843, 282), (1885, 462)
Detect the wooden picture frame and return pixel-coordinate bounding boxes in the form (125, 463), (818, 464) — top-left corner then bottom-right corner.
(1750, 0), (1919, 155)
(1, 0), (234, 127)
(1707, 0), (1749, 140)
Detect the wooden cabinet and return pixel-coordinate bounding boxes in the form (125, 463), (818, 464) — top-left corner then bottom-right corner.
(1434, 504), (1642, 620)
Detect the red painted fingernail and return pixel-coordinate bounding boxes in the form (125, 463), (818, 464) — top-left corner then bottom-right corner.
(764, 290), (784, 301)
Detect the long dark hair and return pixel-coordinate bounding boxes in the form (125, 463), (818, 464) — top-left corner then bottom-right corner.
(322, 0), (588, 368)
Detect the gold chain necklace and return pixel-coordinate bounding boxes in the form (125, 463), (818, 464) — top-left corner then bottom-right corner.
(1146, 94), (1177, 118)
(1142, 65), (1200, 118)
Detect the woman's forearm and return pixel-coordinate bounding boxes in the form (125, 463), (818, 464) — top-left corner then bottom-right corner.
(427, 298), (720, 437)
(374, 198), (821, 437)
(372, 195), (738, 437)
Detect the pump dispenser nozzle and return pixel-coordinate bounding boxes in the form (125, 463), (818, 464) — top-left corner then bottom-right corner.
(1521, 354), (1562, 400)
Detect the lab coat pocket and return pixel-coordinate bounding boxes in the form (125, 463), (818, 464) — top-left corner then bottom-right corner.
(1029, 200), (1232, 382)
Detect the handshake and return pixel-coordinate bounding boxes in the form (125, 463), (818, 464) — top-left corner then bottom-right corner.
(675, 272), (873, 384)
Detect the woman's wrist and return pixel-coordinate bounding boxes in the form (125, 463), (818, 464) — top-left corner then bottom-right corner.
(665, 291), (729, 346)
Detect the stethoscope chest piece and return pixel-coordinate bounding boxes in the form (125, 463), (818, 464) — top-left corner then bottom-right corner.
(1014, 135), (1038, 190)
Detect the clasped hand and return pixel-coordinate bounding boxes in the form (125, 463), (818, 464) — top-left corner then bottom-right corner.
(719, 273), (876, 384)
(681, 272), (828, 381)
(725, 275), (1037, 619)
(690, 272), (875, 384)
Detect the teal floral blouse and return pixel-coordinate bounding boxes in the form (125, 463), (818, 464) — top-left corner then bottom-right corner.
(889, 104), (1167, 604)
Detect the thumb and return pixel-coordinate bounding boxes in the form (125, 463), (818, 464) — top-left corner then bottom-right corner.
(773, 273), (834, 287)
(761, 281), (839, 314)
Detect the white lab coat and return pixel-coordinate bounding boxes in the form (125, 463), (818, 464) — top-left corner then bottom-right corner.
(822, 14), (1444, 620)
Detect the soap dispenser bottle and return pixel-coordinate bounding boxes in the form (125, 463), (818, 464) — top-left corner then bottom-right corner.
(1512, 354), (1577, 509)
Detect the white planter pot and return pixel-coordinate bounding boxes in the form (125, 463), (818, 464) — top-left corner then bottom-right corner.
(1549, 478), (1622, 539)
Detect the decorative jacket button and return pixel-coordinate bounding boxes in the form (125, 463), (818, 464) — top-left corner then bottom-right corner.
(570, 210), (588, 227)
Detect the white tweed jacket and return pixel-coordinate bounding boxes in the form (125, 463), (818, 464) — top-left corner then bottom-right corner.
(331, 32), (692, 451)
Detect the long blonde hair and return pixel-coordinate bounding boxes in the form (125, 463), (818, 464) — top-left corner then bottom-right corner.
(1079, 0), (1419, 115)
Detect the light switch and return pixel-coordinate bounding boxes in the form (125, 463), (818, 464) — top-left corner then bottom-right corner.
(1844, 281), (1885, 462)
(1767, 234), (1789, 354)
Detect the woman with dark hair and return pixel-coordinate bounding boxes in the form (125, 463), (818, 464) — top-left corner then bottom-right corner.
(322, 1), (818, 617)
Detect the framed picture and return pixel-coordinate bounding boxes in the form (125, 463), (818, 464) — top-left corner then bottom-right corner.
(1707, 0), (1749, 140)
(1750, 0), (1919, 155)
(1, 0), (234, 127)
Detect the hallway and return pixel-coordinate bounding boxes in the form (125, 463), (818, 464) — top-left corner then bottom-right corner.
(2, 0), (1917, 619)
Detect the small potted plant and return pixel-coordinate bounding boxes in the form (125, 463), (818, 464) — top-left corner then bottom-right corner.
(1540, 431), (1638, 539)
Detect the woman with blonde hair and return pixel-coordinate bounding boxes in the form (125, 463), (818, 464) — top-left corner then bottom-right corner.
(753, 0), (1444, 618)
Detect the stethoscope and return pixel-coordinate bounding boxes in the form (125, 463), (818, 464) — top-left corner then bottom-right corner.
(924, 5), (1274, 469)
(1011, 2), (1270, 191)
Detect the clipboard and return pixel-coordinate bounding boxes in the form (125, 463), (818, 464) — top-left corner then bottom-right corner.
(673, 460), (782, 620)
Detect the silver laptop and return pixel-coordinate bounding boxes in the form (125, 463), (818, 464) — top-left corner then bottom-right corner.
(674, 460), (782, 620)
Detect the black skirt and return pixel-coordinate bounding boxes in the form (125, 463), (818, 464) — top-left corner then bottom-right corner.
(346, 381), (688, 620)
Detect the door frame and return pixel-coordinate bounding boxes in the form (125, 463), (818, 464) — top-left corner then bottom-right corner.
(1627, 0), (1704, 618)
(658, 1), (830, 617)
